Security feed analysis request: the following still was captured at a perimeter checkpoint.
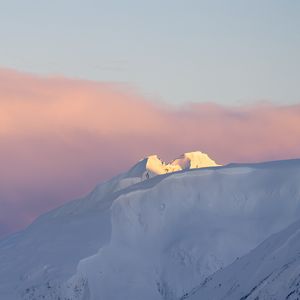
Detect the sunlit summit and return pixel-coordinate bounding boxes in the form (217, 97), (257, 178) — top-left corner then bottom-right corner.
(132, 151), (220, 180)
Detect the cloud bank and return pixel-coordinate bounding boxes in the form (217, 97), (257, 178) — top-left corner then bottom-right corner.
(1, 68), (300, 237)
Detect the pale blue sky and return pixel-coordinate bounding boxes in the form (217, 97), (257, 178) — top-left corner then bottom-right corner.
(0, 0), (299, 105)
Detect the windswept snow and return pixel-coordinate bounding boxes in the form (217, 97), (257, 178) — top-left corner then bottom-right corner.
(1, 155), (300, 300)
(188, 219), (300, 300)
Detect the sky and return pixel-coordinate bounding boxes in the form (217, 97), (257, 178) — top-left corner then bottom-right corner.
(0, 0), (300, 105)
(1, 1), (300, 237)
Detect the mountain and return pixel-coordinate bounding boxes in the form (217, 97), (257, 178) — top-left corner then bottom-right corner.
(1, 153), (300, 300)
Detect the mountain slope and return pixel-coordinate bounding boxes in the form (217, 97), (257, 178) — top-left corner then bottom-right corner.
(188, 219), (300, 300)
(64, 159), (300, 300)
(1, 156), (300, 299)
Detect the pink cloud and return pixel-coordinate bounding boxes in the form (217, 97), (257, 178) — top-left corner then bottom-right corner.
(1, 68), (300, 237)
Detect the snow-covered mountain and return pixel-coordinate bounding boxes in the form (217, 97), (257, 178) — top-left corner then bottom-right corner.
(1, 152), (300, 300)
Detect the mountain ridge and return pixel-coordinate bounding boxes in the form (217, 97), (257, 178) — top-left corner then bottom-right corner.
(128, 151), (220, 180)
(1, 156), (300, 299)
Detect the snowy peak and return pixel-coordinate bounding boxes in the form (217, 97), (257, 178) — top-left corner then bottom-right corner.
(146, 154), (181, 176)
(170, 151), (220, 170)
(105, 152), (220, 195)
(128, 151), (220, 180)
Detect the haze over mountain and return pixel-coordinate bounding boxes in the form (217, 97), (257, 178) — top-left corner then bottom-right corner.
(2, 68), (300, 238)
(1, 151), (300, 299)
